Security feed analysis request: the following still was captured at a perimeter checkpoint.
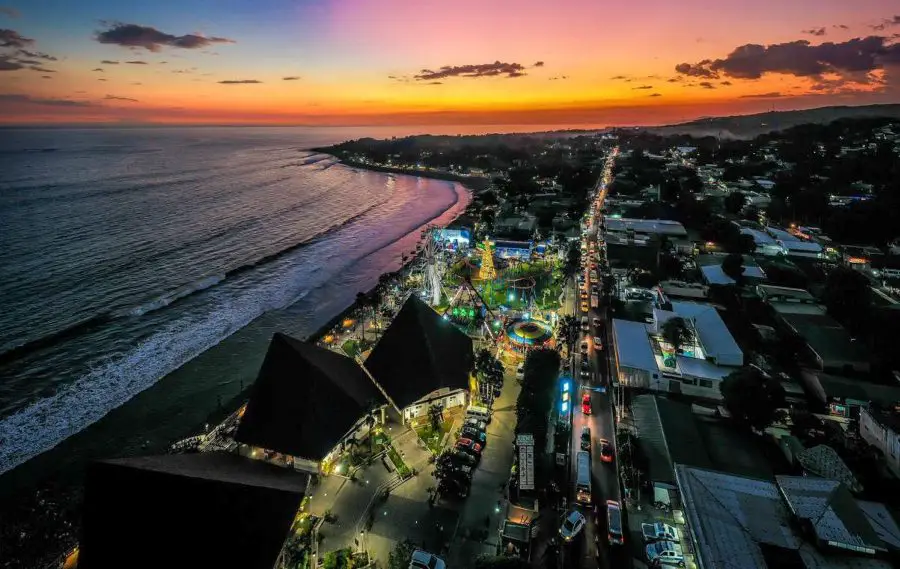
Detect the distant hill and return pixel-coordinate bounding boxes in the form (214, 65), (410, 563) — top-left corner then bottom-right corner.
(641, 104), (900, 139)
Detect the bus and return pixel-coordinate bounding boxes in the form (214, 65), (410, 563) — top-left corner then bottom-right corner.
(575, 450), (592, 504)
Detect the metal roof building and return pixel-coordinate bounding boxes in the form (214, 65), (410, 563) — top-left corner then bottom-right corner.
(670, 301), (744, 367)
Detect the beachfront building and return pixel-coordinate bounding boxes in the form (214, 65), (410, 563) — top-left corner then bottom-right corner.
(234, 333), (387, 474)
(77, 452), (309, 569)
(363, 295), (475, 426)
(611, 299), (743, 400)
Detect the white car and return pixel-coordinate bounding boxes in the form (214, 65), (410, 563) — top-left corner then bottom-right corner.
(642, 521), (680, 543)
(409, 550), (446, 569)
(645, 541), (685, 567)
(559, 510), (587, 542)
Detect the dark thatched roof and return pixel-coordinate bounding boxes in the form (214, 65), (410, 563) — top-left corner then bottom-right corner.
(234, 333), (385, 460)
(78, 452), (308, 569)
(364, 294), (473, 410)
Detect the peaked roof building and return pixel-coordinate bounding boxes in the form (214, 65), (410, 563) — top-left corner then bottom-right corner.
(78, 452), (309, 569)
(235, 333), (385, 461)
(364, 294), (474, 410)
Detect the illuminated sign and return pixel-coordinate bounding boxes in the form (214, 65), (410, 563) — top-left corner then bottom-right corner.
(847, 257), (868, 264)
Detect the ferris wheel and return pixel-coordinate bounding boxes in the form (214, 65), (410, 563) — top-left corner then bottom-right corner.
(414, 226), (446, 306)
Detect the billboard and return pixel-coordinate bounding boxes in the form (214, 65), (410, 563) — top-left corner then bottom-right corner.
(516, 434), (535, 491)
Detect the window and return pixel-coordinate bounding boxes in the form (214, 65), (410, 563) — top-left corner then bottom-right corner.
(699, 379), (713, 389)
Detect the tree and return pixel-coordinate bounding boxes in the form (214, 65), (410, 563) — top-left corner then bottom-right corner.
(557, 315), (578, 355)
(388, 540), (417, 569)
(564, 242), (581, 276)
(659, 253), (683, 280)
(632, 270), (659, 289)
(428, 403), (443, 432)
(661, 317), (691, 353)
(822, 266), (872, 332)
(721, 367), (786, 432)
(723, 191), (746, 215)
(721, 253), (745, 285)
(355, 291), (369, 341)
(364, 411), (377, 453)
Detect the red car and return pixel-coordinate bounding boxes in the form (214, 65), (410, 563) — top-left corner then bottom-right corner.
(582, 393), (592, 415)
(599, 438), (614, 463)
(456, 438), (483, 456)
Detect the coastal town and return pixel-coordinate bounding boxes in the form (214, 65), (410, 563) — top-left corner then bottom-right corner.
(16, 116), (900, 569)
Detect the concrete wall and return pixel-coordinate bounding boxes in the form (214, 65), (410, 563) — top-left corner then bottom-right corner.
(859, 408), (900, 478)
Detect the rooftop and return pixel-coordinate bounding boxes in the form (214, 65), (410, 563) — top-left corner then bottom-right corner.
(605, 217), (688, 237)
(671, 301), (743, 367)
(780, 313), (869, 366)
(675, 355), (733, 381)
(611, 319), (658, 373)
(631, 395), (713, 486)
(795, 445), (863, 494)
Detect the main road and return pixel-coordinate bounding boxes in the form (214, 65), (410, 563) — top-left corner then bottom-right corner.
(562, 149), (628, 569)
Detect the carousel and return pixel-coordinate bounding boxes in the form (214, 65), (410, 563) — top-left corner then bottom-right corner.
(505, 318), (554, 353)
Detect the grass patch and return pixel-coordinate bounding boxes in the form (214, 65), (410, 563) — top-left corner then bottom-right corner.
(386, 445), (411, 478)
(341, 339), (359, 358)
(322, 547), (353, 569)
(416, 419), (453, 454)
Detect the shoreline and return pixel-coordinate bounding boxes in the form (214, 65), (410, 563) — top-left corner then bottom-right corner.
(311, 152), (492, 193)
(0, 158), (479, 569)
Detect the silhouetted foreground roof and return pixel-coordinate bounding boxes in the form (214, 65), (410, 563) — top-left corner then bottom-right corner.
(235, 333), (385, 460)
(365, 295), (473, 409)
(79, 452), (308, 569)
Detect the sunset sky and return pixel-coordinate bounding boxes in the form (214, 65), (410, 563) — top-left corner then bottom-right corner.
(1, 0), (899, 127)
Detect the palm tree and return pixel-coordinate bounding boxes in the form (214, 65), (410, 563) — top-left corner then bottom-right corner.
(364, 412), (377, 453)
(558, 315), (578, 355)
(355, 291), (369, 342)
(427, 403), (444, 432)
(660, 316), (691, 354)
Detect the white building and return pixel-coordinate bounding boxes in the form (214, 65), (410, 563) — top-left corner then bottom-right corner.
(859, 407), (900, 479)
(401, 387), (468, 424)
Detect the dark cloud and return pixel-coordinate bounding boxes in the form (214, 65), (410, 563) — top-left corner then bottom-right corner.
(0, 93), (94, 107)
(282, 76), (300, 80)
(104, 95), (139, 102)
(698, 81), (716, 89)
(833, 24), (850, 30)
(101, 60), (119, 64)
(41, 75), (51, 79)
(871, 16), (900, 31)
(0, 28), (32, 48)
(803, 28), (826, 37)
(98, 78), (106, 81)
(0, 6), (20, 18)
(674, 60), (716, 78)
(666, 76), (682, 83)
(427, 81), (442, 85)
(126, 60), (147, 64)
(533, 61), (544, 67)
(739, 92), (784, 98)
(648, 93), (662, 97)
(95, 23), (235, 52)
(675, 36), (900, 81)
(609, 75), (629, 80)
(548, 75), (569, 80)
(18, 49), (56, 61)
(28, 66), (54, 72)
(413, 61), (527, 80)
(132, 82), (142, 85)
(721, 80), (732, 85)
(633, 85), (653, 90)
(218, 79), (261, 84)
(92, 68), (104, 72)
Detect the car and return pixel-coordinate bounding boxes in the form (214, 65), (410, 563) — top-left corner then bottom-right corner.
(448, 450), (477, 467)
(580, 367), (591, 379)
(580, 426), (591, 450)
(580, 316), (589, 331)
(580, 358), (590, 371)
(437, 476), (470, 500)
(645, 540), (685, 567)
(580, 342), (589, 354)
(582, 393), (592, 415)
(456, 438), (483, 456)
(580, 302), (589, 312)
(409, 549), (447, 569)
(580, 291), (588, 300)
(607, 500), (625, 545)
(516, 363), (525, 380)
(599, 438), (614, 462)
(559, 509), (587, 542)
(593, 337), (604, 351)
(461, 426), (487, 446)
(642, 522), (680, 543)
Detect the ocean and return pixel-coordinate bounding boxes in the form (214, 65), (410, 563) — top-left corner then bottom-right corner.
(0, 126), (471, 485)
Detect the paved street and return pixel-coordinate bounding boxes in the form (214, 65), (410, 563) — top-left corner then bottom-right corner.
(447, 361), (522, 566)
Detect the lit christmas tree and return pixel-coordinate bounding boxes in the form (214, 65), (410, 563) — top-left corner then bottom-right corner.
(479, 240), (496, 282)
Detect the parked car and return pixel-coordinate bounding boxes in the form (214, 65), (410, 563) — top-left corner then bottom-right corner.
(599, 438), (614, 463)
(581, 316), (589, 331)
(593, 336), (603, 351)
(559, 509), (587, 542)
(582, 393), (592, 415)
(456, 438), (483, 456)
(592, 317), (601, 327)
(580, 341), (589, 354)
(607, 500), (624, 545)
(580, 301), (589, 312)
(642, 522), (680, 543)
(448, 450), (477, 467)
(437, 476), (470, 500)
(410, 550), (447, 569)
(580, 426), (591, 450)
(645, 540), (685, 567)
(461, 426), (487, 447)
